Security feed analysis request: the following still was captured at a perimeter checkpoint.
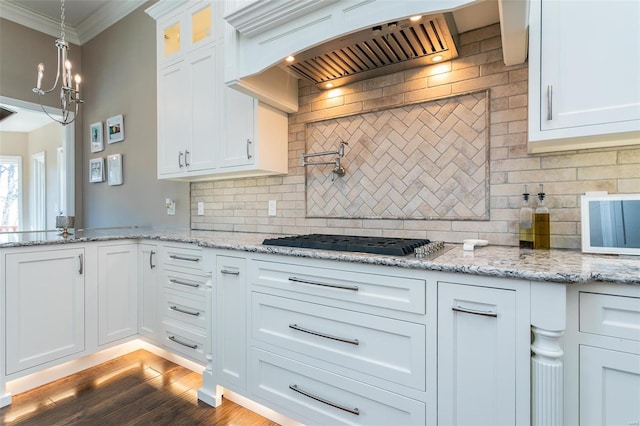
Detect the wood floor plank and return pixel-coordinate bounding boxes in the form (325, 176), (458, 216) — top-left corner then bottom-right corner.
(0, 350), (279, 426)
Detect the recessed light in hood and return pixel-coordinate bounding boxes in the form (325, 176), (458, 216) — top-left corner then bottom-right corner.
(284, 13), (459, 90)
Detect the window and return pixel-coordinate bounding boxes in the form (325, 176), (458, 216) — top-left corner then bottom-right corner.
(0, 156), (22, 232)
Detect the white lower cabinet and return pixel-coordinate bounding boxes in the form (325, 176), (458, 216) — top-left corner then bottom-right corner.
(97, 244), (138, 346)
(566, 286), (640, 426)
(580, 346), (640, 426)
(250, 348), (426, 425)
(242, 255), (430, 425)
(251, 291), (426, 391)
(160, 243), (211, 365)
(138, 243), (159, 341)
(4, 247), (85, 374)
(437, 281), (518, 426)
(215, 254), (247, 391)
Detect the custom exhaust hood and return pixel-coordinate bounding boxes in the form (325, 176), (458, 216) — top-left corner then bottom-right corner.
(223, 0), (529, 113)
(284, 14), (459, 90)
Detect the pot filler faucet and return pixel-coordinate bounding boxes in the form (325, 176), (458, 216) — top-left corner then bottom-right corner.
(301, 141), (348, 181)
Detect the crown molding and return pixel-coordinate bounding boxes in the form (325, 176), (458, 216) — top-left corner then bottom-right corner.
(76, 0), (148, 45)
(224, 0), (340, 38)
(0, 1), (81, 44)
(0, 0), (148, 45)
(145, 0), (189, 20)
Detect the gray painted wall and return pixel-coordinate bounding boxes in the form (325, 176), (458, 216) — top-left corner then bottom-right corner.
(80, 2), (189, 228)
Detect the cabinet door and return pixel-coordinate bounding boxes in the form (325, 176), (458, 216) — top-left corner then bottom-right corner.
(5, 248), (85, 374)
(138, 243), (159, 341)
(187, 44), (218, 173)
(538, 1), (640, 133)
(98, 245), (137, 346)
(580, 346), (640, 426)
(220, 87), (255, 168)
(216, 255), (247, 391)
(158, 61), (189, 176)
(438, 282), (516, 426)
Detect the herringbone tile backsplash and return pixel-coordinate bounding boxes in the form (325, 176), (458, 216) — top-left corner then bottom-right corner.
(306, 91), (489, 220)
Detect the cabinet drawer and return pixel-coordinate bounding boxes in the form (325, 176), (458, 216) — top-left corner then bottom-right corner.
(580, 292), (640, 341)
(250, 260), (426, 315)
(163, 290), (208, 331)
(250, 348), (426, 426)
(162, 244), (204, 271)
(162, 269), (209, 297)
(161, 321), (206, 364)
(252, 292), (426, 391)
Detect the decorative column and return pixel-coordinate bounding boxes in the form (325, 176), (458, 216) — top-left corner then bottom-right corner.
(531, 326), (564, 425)
(530, 281), (567, 425)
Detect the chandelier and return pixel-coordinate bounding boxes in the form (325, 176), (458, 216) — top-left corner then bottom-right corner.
(32, 0), (83, 126)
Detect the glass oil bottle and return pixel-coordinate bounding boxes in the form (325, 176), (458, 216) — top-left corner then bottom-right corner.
(518, 185), (534, 249)
(534, 184), (550, 249)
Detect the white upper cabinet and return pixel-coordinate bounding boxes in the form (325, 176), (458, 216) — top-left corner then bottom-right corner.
(147, 0), (288, 181)
(528, 0), (640, 152)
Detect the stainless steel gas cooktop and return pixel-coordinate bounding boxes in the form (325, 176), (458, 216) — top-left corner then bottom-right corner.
(262, 234), (443, 257)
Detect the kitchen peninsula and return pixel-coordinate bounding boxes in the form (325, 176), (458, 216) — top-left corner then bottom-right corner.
(1, 229), (639, 425)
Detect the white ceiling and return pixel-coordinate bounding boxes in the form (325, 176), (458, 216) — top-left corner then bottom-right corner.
(0, 0), (148, 45)
(0, 103), (56, 132)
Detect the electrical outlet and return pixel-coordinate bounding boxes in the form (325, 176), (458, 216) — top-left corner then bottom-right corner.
(197, 202), (204, 216)
(166, 198), (176, 216)
(268, 200), (276, 216)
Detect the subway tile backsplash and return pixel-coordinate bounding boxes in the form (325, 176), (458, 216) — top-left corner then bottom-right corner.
(191, 23), (640, 249)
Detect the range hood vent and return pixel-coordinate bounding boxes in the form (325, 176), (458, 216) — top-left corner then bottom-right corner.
(286, 13), (459, 90)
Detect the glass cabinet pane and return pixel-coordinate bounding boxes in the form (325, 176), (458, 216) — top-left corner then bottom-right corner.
(192, 5), (211, 44)
(163, 22), (181, 57)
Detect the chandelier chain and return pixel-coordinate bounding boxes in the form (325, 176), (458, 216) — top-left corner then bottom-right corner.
(60, 0), (66, 42)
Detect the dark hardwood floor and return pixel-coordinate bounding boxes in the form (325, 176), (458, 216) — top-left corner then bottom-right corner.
(0, 350), (279, 425)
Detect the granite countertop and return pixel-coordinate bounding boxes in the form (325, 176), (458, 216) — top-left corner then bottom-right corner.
(1, 228), (638, 285)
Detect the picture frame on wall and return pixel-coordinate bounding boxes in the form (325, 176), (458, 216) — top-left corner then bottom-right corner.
(106, 114), (125, 144)
(90, 122), (104, 153)
(89, 158), (104, 183)
(107, 153), (123, 186)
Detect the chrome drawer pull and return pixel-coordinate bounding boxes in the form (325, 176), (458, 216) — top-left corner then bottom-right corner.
(170, 305), (200, 316)
(289, 276), (358, 292)
(78, 254), (83, 275)
(168, 335), (198, 349)
(289, 324), (359, 346)
(170, 278), (200, 288)
(169, 254), (200, 262)
(220, 269), (240, 275)
(150, 250), (156, 269)
(452, 305), (498, 318)
(289, 384), (359, 416)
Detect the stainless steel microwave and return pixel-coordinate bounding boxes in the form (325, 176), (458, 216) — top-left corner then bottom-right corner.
(581, 193), (640, 255)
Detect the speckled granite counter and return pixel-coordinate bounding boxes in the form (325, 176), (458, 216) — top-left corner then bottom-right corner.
(1, 228), (638, 285)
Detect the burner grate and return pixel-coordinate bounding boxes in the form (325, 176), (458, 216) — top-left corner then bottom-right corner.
(262, 234), (431, 256)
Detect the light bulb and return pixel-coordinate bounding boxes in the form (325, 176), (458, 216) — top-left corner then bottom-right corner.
(36, 63), (44, 90)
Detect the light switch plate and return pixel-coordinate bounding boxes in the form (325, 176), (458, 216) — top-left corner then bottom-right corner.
(268, 200), (276, 216)
(197, 202), (204, 216)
